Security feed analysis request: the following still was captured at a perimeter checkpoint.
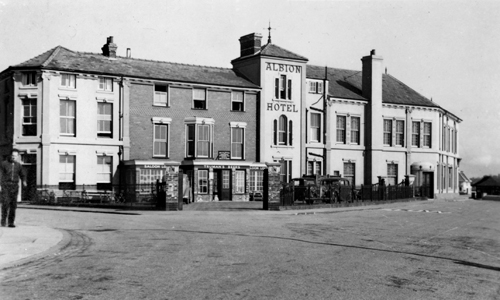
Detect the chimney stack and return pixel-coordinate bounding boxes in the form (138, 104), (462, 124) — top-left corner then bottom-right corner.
(239, 33), (263, 57)
(102, 36), (118, 58)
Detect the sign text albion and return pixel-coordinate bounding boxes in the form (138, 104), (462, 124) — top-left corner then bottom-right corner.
(266, 63), (301, 73)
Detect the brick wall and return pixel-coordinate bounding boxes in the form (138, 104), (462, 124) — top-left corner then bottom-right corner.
(129, 83), (258, 162)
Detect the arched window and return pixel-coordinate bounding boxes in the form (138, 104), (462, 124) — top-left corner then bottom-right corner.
(273, 115), (293, 146)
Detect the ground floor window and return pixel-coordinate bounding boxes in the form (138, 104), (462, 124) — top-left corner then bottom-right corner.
(234, 170), (245, 194)
(307, 161), (322, 176)
(198, 169), (209, 194)
(276, 160), (292, 183)
(59, 155), (75, 189)
(139, 168), (163, 184)
(343, 162), (355, 186)
(387, 163), (398, 185)
(249, 170), (263, 192)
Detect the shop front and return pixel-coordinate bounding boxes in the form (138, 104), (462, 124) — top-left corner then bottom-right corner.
(181, 160), (266, 202)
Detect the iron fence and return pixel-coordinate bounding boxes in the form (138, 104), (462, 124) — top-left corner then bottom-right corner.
(25, 182), (160, 206)
(280, 181), (420, 207)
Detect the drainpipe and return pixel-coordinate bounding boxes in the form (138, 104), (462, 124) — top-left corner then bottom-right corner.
(323, 66), (328, 175)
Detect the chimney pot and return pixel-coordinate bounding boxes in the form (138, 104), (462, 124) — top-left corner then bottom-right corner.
(126, 48), (131, 58)
(371, 49), (376, 55)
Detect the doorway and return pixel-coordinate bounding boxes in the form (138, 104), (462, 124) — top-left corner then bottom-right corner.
(422, 172), (434, 198)
(215, 169), (232, 200)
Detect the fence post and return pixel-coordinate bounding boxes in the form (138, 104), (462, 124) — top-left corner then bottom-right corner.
(264, 162), (282, 211)
(163, 162), (181, 211)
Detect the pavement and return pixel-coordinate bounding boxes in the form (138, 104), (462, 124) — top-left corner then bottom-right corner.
(0, 197), (470, 270)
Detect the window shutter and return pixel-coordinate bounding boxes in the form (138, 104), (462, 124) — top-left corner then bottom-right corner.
(275, 78), (279, 98)
(273, 119), (277, 145)
(287, 79), (292, 100)
(289, 120), (293, 146)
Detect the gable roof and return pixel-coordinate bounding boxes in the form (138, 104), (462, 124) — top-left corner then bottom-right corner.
(472, 176), (500, 187)
(259, 43), (308, 61)
(459, 170), (471, 183)
(9, 46), (260, 89)
(307, 65), (440, 108)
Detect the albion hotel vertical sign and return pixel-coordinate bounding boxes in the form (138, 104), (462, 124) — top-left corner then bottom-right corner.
(265, 62), (300, 112)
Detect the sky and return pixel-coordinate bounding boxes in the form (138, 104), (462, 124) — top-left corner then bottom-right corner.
(0, 0), (498, 178)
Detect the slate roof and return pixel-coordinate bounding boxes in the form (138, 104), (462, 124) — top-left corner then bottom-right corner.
(259, 43), (308, 61)
(472, 176), (500, 187)
(9, 46), (260, 89)
(307, 65), (440, 108)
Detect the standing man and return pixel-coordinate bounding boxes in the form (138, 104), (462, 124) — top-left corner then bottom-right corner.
(0, 149), (27, 228)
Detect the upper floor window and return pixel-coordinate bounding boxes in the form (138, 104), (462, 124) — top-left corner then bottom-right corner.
(60, 74), (76, 89)
(395, 120), (405, 146)
(98, 77), (113, 92)
(231, 91), (244, 111)
(22, 72), (37, 87)
(308, 81), (323, 94)
(193, 88), (206, 110)
(153, 124), (169, 157)
(350, 117), (360, 145)
(185, 118), (214, 158)
(154, 84), (168, 106)
(97, 102), (112, 138)
(423, 122), (432, 148)
(383, 119), (392, 146)
(60, 100), (76, 136)
(310, 113), (321, 142)
(231, 126), (245, 159)
(412, 121), (420, 147)
(336, 115), (346, 143)
(22, 98), (37, 136)
(275, 75), (292, 100)
(273, 115), (293, 146)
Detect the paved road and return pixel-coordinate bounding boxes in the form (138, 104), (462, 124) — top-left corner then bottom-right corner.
(0, 198), (499, 299)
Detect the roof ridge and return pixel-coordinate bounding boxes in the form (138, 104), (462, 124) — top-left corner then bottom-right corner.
(308, 64), (359, 73)
(41, 46), (63, 67)
(75, 50), (232, 71)
(260, 43), (308, 60)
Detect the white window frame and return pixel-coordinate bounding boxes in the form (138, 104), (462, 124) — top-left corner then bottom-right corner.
(97, 155), (112, 183)
(387, 163), (398, 186)
(235, 170), (245, 194)
(308, 81), (323, 94)
(153, 124), (169, 158)
(249, 170), (263, 193)
(60, 73), (76, 89)
(230, 122), (247, 159)
(423, 122), (432, 148)
(231, 91), (244, 112)
(412, 121), (420, 147)
(152, 117), (172, 158)
(198, 169), (209, 194)
(98, 77), (113, 92)
(60, 99), (76, 136)
(310, 112), (321, 143)
(343, 162), (355, 186)
(383, 119), (393, 146)
(395, 120), (405, 147)
(97, 102), (113, 137)
(138, 168), (164, 185)
(184, 117), (214, 158)
(275, 75), (292, 100)
(193, 88), (207, 110)
(22, 98), (37, 136)
(154, 84), (169, 106)
(59, 154), (75, 183)
(22, 72), (37, 87)
(350, 116), (360, 145)
(336, 115), (346, 144)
